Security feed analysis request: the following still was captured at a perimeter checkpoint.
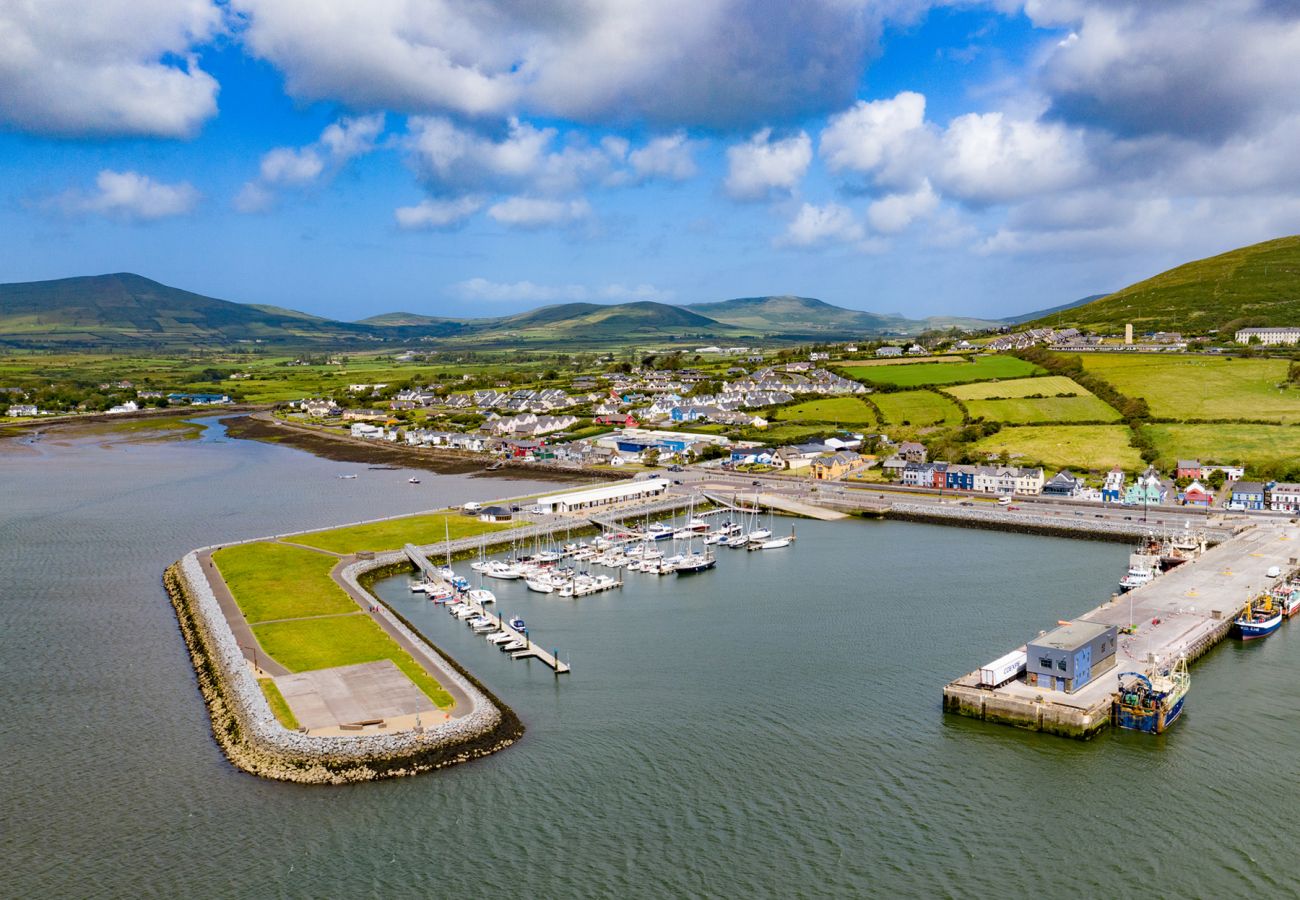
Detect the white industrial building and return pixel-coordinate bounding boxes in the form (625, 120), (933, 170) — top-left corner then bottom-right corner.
(532, 479), (671, 514)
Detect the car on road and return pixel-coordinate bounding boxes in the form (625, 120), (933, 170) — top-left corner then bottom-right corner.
(1006, 505), (1021, 511)
(752, 480), (762, 486)
(667, 465), (683, 472)
(959, 500), (973, 506)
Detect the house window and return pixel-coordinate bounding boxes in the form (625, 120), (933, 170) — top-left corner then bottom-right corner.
(1057, 659), (1067, 672)
(1039, 657), (1053, 670)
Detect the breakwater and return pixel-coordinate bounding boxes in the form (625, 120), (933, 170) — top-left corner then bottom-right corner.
(165, 550), (521, 784)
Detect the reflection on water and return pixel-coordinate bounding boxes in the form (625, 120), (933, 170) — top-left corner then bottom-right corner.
(1, 428), (1296, 897)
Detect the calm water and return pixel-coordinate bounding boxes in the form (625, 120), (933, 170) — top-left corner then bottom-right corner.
(3, 421), (1298, 898)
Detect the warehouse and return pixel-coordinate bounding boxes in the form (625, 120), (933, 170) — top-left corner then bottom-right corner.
(1025, 622), (1118, 694)
(531, 479), (671, 515)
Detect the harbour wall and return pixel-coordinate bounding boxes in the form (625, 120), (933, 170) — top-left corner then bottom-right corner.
(885, 500), (1237, 545)
(165, 550), (522, 784)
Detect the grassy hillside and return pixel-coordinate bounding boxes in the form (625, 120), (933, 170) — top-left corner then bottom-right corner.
(1001, 294), (1107, 325)
(687, 295), (999, 335)
(1027, 235), (1300, 332)
(0, 273), (374, 349)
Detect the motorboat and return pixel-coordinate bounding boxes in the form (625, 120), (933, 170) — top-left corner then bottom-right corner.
(483, 561), (523, 580)
(508, 616), (527, 631)
(426, 584), (454, 602)
(487, 632), (515, 644)
(408, 477), (421, 484)
(646, 523), (675, 541)
(336, 473), (357, 479)
(409, 580), (429, 593)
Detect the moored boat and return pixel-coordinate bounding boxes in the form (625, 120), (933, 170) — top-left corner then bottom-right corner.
(1118, 566), (1154, 594)
(1234, 594), (1283, 640)
(1270, 581), (1300, 618)
(1114, 657), (1190, 734)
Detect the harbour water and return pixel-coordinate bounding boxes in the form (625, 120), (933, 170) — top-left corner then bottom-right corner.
(4, 420), (1300, 897)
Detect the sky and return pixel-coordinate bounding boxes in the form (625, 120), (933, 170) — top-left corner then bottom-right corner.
(3, 0), (1300, 322)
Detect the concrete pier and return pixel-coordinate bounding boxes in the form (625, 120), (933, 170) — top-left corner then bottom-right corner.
(944, 520), (1300, 738)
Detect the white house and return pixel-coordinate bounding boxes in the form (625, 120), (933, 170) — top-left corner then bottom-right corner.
(1236, 327), (1300, 345)
(107, 400), (139, 414)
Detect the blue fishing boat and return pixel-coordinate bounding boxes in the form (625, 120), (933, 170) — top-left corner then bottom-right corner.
(1114, 657), (1189, 734)
(1234, 594), (1283, 640)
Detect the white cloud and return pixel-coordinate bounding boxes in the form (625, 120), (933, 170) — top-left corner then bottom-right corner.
(935, 111), (1089, 205)
(452, 278), (674, 303)
(259, 147), (324, 186)
(238, 113), (385, 210)
(819, 91), (932, 189)
(394, 196), (485, 230)
(231, 0), (887, 129)
(778, 202), (865, 248)
(0, 0), (222, 137)
(866, 179), (939, 233)
(56, 170), (200, 221)
(724, 129), (812, 200)
(628, 133), (698, 182)
(486, 196), (593, 228)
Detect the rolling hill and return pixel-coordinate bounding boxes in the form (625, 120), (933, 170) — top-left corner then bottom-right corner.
(1024, 235), (1300, 332)
(0, 273), (999, 350)
(0, 273), (375, 348)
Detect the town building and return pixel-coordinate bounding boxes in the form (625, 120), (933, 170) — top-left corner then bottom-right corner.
(1042, 470), (1081, 498)
(1229, 481), (1267, 510)
(1181, 480), (1214, 507)
(1102, 467), (1125, 502)
(1268, 482), (1300, 513)
(810, 451), (864, 480)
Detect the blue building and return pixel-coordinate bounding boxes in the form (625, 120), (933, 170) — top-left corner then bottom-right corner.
(1026, 622), (1118, 694)
(945, 463), (976, 491)
(1230, 481), (1267, 510)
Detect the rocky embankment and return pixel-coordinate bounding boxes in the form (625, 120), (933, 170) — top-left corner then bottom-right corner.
(165, 551), (522, 784)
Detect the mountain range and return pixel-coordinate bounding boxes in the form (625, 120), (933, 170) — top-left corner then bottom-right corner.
(0, 274), (1003, 350)
(4, 234), (1298, 350)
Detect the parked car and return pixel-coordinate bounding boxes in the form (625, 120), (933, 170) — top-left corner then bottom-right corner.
(667, 465), (683, 472)
(1006, 505), (1021, 511)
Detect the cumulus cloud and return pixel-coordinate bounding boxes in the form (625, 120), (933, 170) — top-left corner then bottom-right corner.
(54, 170), (200, 221)
(778, 202), (865, 247)
(935, 111), (1089, 205)
(394, 196), (485, 230)
(819, 91), (932, 189)
(0, 0), (222, 137)
(231, 0), (886, 129)
(866, 180), (939, 233)
(237, 113), (384, 210)
(724, 129), (812, 200)
(486, 196), (593, 228)
(452, 278), (674, 303)
(628, 133), (698, 182)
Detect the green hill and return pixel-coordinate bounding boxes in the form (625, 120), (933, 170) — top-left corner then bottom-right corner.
(1026, 235), (1300, 333)
(0, 273), (373, 349)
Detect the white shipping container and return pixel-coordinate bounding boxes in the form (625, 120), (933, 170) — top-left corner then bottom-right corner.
(979, 649), (1026, 688)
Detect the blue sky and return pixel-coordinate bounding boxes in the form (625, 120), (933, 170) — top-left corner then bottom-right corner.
(3, 1), (1300, 322)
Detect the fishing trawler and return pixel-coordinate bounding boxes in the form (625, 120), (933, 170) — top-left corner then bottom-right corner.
(1114, 657), (1190, 734)
(1269, 580), (1300, 618)
(1234, 593), (1283, 640)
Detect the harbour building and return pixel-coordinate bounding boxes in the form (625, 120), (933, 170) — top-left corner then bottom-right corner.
(1025, 622), (1118, 694)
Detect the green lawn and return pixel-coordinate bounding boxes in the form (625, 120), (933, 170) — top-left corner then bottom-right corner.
(1143, 424), (1300, 475)
(1080, 355), (1300, 422)
(251, 615), (454, 708)
(970, 425), (1143, 471)
(259, 678), (301, 729)
(872, 390), (963, 426)
(771, 396), (877, 425)
(212, 542), (356, 623)
(964, 394), (1121, 424)
(841, 355), (1043, 387)
(945, 375), (1085, 401)
(748, 423), (838, 444)
(290, 512), (520, 554)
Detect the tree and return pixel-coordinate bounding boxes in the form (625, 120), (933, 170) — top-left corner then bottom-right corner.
(1207, 469), (1227, 490)
(642, 448), (661, 467)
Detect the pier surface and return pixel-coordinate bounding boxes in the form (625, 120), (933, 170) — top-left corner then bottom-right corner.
(944, 520), (1300, 737)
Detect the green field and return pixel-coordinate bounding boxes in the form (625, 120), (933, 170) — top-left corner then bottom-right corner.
(771, 396), (877, 425)
(258, 679), (301, 729)
(212, 542), (356, 623)
(251, 615), (454, 707)
(1143, 424), (1300, 475)
(290, 511), (519, 554)
(841, 355), (1043, 387)
(872, 390), (963, 426)
(945, 375), (1084, 401)
(1081, 355), (1300, 422)
(970, 425), (1143, 471)
(964, 394), (1121, 424)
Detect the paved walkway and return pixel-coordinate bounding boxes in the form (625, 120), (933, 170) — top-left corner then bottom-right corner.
(195, 549), (289, 677)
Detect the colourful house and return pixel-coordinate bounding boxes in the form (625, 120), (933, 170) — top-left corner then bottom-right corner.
(1181, 480), (1214, 507)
